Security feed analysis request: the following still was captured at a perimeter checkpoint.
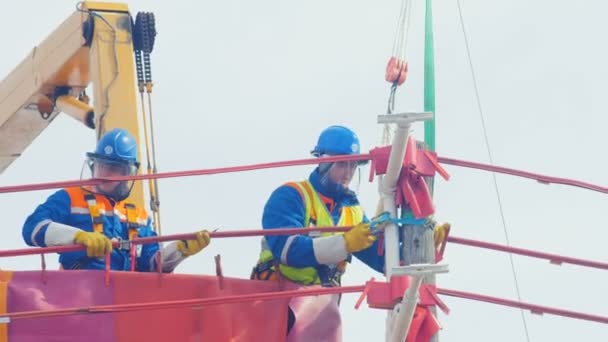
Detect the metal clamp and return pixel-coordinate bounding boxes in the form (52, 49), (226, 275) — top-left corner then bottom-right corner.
(116, 237), (131, 251)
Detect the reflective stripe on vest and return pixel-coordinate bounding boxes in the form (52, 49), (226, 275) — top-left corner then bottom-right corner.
(65, 188), (147, 271)
(84, 193), (104, 233)
(64, 187), (115, 270)
(115, 201), (149, 227)
(65, 187), (114, 234)
(257, 180), (363, 285)
(119, 203), (141, 240)
(125, 203), (138, 271)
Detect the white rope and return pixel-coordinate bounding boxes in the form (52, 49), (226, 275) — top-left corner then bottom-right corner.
(391, 0), (408, 57)
(391, 0), (413, 60)
(401, 0), (414, 60)
(383, 0), (413, 145)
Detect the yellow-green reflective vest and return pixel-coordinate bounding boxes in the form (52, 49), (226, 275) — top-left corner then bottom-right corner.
(258, 180), (363, 285)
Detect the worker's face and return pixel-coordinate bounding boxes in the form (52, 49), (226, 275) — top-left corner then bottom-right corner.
(326, 161), (358, 188)
(94, 162), (124, 192)
(92, 160), (137, 198)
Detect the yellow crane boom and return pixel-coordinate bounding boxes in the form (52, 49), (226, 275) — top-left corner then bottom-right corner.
(0, 1), (147, 209)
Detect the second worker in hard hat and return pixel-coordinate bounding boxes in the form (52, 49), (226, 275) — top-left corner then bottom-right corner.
(252, 125), (384, 342)
(22, 128), (210, 272)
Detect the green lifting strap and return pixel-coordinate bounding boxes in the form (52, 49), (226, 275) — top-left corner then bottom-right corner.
(424, 0), (436, 197)
(424, 0), (436, 154)
(401, 0), (436, 223)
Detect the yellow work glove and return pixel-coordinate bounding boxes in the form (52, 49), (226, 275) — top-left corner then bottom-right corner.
(73, 231), (112, 257)
(177, 230), (211, 257)
(433, 223), (450, 249)
(343, 222), (376, 253)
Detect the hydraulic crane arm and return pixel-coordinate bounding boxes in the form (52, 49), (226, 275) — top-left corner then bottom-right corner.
(0, 1), (145, 209)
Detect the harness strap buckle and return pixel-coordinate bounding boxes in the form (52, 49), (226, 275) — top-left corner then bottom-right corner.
(251, 260), (277, 281)
(116, 237), (131, 251)
(317, 265), (341, 288)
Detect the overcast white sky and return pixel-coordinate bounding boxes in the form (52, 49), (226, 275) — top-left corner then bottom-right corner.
(0, 1), (606, 341)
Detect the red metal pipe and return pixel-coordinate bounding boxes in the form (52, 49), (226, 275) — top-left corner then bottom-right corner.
(1, 229), (606, 272)
(437, 287), (608, 324)
(438, 156), (608, 194)
(0, 227), (351, 258)
(0, 155), (605, 195)
(447, 236), (608, 270)
(0, 155), (369, 194)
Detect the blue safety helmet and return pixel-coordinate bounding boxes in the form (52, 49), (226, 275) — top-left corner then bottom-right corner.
(311, 125), (367, 167)
(311, 125), (361, 157)
(312, 125), (366, 194)
(85, 128), (140, 201)
(87, 128), (140, 166)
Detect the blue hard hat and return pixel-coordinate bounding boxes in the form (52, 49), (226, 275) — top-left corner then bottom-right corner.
(311, 125), (361, 157)
(87, 128), (139, 166)
(84, 128), (140, 201)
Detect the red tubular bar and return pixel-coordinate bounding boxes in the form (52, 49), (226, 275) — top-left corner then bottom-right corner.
(438, 157), (608, 194)
(0, 227), (351, 258)
(0, 155), (605, 195)
(437, 287), (608, 325)
(447, 236), (608, 270)
(0, 155), (369, 194)
(1, 229), (606, 272)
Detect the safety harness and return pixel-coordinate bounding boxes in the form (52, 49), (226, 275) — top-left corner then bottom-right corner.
(81, 192), (141, 271)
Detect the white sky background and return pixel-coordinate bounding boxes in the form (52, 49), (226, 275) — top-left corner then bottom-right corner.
(0, 0), (606, 341)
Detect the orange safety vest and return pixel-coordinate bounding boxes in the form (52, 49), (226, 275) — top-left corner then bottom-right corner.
(61, 187), (145, 271)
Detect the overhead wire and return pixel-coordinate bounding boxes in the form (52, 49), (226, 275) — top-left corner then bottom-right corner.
(456, 1), (531, 340)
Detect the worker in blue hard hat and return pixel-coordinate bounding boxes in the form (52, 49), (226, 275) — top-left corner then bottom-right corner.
(22, 128), (210, 272)
(251, 125), (384, 341)
(83, 127), (141, 202)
